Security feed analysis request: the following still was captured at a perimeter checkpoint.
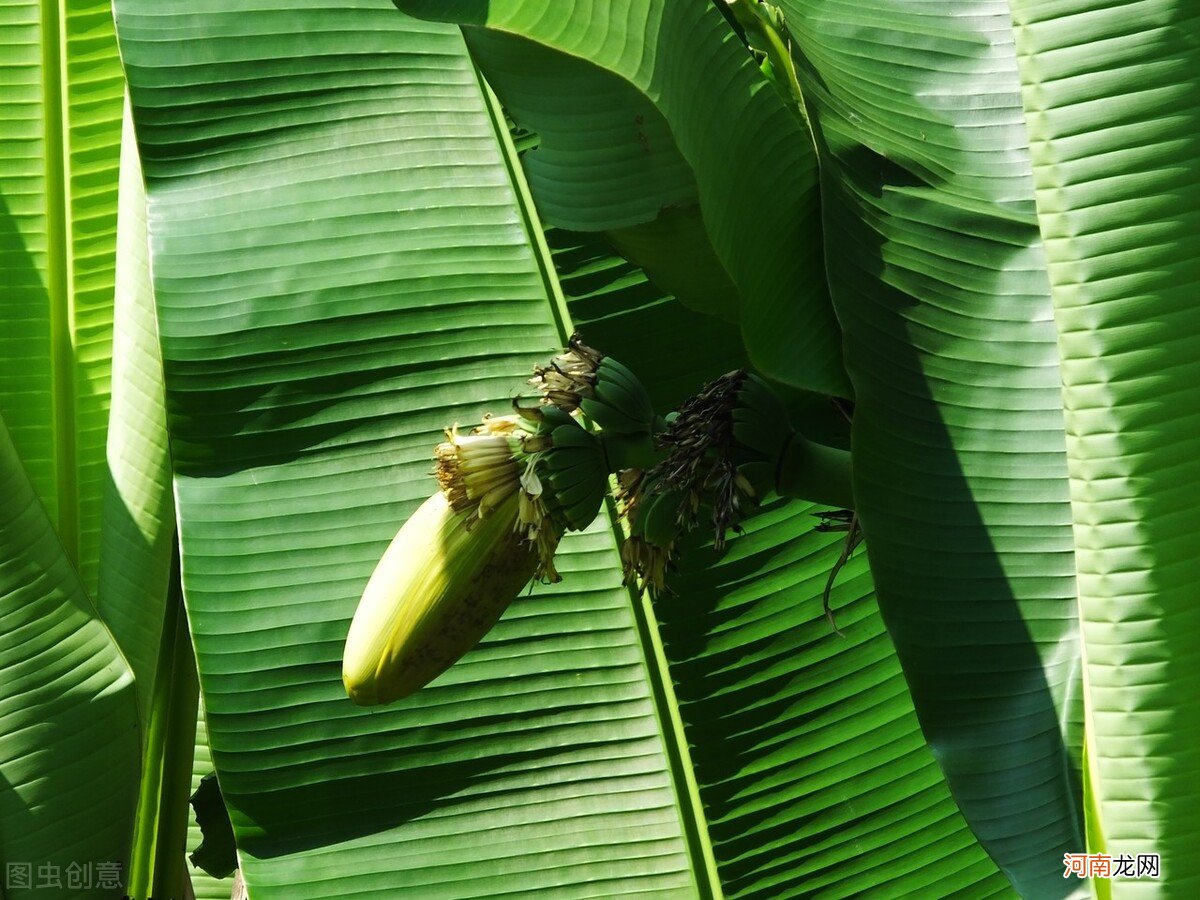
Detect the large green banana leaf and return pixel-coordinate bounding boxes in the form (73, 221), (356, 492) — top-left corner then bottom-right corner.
(115, 6), (704, 895)
(1010, 1), (1200, 892)
(114, 1), (1007, 896)
(768, 2), (1087, 893)
(772, 2), (1200, 893)
(0, 1), (163, 895)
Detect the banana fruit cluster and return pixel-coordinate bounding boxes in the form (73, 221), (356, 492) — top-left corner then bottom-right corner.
(529, 335), (659, 431)
(640, 371), (796, 548)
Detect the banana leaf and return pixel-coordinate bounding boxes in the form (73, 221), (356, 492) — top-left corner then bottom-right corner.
(0, 413), (138, 897)
(1010, 0), (1200, 891)
(774, 2), (1088, 892)
(0, 2), (152, 895)
(0, 0), (124, 593)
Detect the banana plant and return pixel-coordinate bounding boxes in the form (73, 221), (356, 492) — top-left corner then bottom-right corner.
(107, 5), (996, 898)
(1, 0), (1196, 898)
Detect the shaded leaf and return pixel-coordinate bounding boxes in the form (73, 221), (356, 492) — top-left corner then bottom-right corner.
(777, 0), (1086, 891)
(0, 0), (125, 593)
(403, 0), (850, 396)
(190, 774), (237, 880)
(462, 30), (740, 322)
(187, 703), (237, 899)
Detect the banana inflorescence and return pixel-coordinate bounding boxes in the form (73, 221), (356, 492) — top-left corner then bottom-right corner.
(342, 339), (855, 705)
(342, 490), (537, 706)
(343, 337), (660, 705)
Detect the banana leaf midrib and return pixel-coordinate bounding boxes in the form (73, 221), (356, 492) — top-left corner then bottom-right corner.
(37, 0), (79, 566)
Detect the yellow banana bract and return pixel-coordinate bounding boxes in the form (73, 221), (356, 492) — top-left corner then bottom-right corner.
(342, 490), (537, 706)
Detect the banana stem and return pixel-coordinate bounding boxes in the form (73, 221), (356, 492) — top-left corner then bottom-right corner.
(775, 433), (855, 509)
